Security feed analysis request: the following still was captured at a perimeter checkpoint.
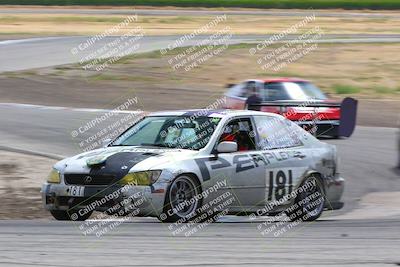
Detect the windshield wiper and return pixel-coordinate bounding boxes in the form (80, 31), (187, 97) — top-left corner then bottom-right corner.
(140, 143), (171, 148)
(110, 144), (129, 147)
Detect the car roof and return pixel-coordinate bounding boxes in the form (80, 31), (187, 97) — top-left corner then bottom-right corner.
(148, 109), (282, 119)
(247, 78), (309, 83)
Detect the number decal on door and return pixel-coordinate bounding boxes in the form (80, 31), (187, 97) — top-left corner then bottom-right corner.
(267, 169), (293, 201)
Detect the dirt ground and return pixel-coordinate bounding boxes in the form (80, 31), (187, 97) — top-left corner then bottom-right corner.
(0, 43), (399, 127)
(0, 150), (56, 219)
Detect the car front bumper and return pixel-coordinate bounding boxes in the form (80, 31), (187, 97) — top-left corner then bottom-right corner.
(41, 182), (166, 217)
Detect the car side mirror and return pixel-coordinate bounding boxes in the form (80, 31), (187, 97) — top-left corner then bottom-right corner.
(102, 138), (112, 147)
(216, 141), (237, 153)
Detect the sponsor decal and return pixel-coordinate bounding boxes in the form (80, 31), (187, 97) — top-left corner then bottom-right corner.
(195, 151), (299, 181)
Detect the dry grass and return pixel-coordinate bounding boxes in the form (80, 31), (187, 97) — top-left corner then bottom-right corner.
(2, 43), (399, 102)
(87, 42), (399, 98)
(1, 13), (400, 36)
(0, 43), (399, 128)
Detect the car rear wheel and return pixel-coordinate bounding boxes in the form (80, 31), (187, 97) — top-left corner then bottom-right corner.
(286, 175), (325, 222)
(50, 210), (93, 221)
(160, 175), (201, 223)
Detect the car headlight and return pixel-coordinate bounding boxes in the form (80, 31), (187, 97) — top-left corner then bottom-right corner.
(119, 170), (162, 186)
(47, 168), (61, 184)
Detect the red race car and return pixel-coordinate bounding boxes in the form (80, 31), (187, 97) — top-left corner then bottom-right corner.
(223, 78), (357, 138)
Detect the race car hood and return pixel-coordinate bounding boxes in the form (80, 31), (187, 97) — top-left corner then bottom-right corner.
(54, 146), (198, 180)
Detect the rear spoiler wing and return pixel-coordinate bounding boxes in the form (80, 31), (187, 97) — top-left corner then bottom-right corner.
(250, 101), (341, 108)
(248, 97), (358, 137)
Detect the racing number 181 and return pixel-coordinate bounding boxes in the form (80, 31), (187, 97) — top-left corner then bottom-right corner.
(267, 170), (293, 201)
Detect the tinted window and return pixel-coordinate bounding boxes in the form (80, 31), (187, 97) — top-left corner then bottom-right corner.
(254, 116), (303, 149)
(285, 81), (326, 100)
(264, 81), (326, 100)
(263, 82), (289, 101)
(113, 116), (221, 150)
(218, 117), (256, 151)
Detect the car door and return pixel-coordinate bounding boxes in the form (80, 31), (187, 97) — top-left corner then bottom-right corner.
(211, 116), (267, 211)
(253, 115), (310, 208)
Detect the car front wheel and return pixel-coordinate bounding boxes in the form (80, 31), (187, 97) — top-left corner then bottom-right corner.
(160, 175), (202, 223)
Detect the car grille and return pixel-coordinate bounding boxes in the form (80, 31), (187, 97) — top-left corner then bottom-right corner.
(64, 174), (117, 186)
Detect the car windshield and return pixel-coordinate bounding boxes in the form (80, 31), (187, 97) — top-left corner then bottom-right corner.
(285, 81), (326, 100)
(264, 81), (327, 100)
(112, 116), (221, 150)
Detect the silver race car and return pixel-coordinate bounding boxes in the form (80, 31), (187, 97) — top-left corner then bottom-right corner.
(42, 109), (344, 222)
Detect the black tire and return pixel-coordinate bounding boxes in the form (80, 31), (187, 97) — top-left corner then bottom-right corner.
(50, 210), (93, 221)
(285, 175), (325, 222)
(160, 174), (202, 223)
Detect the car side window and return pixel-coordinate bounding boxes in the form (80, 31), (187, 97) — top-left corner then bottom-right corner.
(264, 82), (289, 101)
(219, 117), (256, 151)
(254, 116), (303, 149)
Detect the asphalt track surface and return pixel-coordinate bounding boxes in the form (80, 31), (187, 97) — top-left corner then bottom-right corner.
(2, 34), (400, 72)
(0, 219), (399, 267)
